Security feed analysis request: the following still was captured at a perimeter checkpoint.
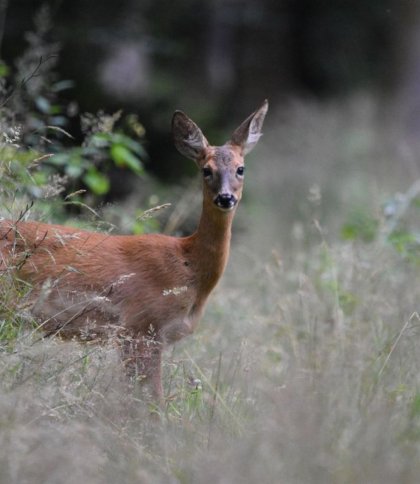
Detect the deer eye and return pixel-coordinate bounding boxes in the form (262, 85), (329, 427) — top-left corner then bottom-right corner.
(202, 167), (212, 179)
(236, 166), (245, 176)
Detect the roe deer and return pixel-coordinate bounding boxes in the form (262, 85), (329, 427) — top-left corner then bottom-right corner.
(0, 100), (268, 404)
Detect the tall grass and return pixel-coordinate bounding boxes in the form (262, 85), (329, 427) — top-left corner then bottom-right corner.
(1, 219), (419, 483)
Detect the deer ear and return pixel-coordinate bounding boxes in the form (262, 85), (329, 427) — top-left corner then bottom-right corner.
(230, 99), (268, 155)
(172, 111), (209, 162)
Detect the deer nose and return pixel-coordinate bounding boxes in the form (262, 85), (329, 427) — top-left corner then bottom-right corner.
(214, 193), (237, 210)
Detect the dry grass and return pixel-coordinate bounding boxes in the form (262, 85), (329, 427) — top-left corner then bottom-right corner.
(1, 96), (420, 483)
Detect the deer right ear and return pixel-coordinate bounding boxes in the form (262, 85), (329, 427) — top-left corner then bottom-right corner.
(230, 99), (269, 155)
(172, 111), (209, 162)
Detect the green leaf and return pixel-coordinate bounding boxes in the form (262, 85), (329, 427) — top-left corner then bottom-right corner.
(51, 79), (75, 92)
(49, 105), (63, 115)
(411, 393), (420, 417)
(131, 220), (145, 235)
(48, 153), (68, 166)
(65, 163), (84, 178)
(388, 230), (417, 254)
(90, 133), (111, 149)
(338, 291), (358, 316)
(83, 169), (110, 195)
(341, 209), (379, 243)
(0, 62), (10, 77)
(110, 133), (148, 158)
(110, 144), (143, 174)
(35, 96), (51, 114)
(50, 150), (86, 176)
(32, 171), (48, 185)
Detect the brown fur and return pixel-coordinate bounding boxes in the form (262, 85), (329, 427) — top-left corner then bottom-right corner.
(0, 101), (268, 403)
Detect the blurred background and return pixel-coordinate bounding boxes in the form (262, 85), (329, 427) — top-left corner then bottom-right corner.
(1, 0), (420, 252)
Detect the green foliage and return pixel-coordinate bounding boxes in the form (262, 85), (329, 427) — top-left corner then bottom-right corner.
(48, 125), (146, 196)
(340, 182), (420, 265)
(387, 230), (420, 262)
(341, 208), (379, 242)
(0, 6), (147, 204)
(0, 317), (25, 350)
(0, 147), (47, 199)
(0, 61), (10, 77)
(383, 186), (420, 264)
(0, 267), (34, 351)
(410, 393), (420, 419)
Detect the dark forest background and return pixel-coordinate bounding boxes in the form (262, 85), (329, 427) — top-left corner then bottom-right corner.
(3, 0), (420, 181)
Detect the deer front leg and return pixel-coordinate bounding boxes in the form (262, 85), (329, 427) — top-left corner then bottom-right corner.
(120, 335), (163, 407)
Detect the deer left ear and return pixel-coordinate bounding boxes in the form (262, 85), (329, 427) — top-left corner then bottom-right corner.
(172, 111), (209, 163)
(230, 99), (268, 155)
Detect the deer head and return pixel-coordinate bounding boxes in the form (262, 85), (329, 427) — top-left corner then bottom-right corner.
(172, 100), (268, 212)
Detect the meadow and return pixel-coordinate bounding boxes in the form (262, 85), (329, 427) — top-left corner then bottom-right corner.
(1, 94), (419, 484)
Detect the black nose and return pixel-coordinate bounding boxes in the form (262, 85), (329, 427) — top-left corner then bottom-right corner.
(215, 193), (237, 210)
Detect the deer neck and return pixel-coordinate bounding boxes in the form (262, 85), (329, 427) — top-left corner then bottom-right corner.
(190, 199), (235, 293)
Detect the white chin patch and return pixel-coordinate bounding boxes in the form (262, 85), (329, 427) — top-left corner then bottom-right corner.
(215, 203), (236, 212)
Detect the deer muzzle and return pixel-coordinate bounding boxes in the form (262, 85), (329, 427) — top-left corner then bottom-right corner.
(214, 193), (237, 211)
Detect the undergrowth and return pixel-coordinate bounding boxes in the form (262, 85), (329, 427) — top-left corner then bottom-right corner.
(0, 208), (419, 483)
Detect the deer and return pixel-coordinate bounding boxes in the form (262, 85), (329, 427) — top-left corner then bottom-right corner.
(0, 100), (268, 405)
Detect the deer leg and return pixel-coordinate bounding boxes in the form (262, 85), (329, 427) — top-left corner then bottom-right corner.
(120, 335), (164, 406)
